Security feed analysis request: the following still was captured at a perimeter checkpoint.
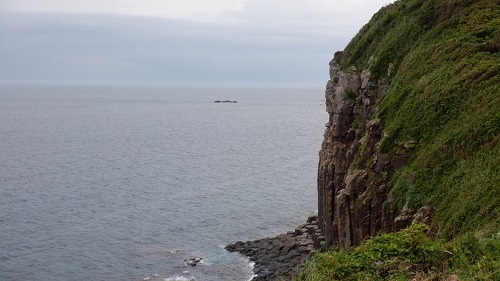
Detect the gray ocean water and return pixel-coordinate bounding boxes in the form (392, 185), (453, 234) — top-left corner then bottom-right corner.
(0, 85), (326, 281)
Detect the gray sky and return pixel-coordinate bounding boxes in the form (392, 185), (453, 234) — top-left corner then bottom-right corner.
(0, 0), (394, 86)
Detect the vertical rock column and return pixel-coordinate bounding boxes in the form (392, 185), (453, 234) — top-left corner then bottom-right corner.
(318, 61), (360, 249)
(317, 57), (398, 250)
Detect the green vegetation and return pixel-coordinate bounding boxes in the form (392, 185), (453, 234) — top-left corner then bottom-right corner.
(295, 224), (500, 281)
(375, 0), (500, 238)
(347, 0), (500, 238)
(344, 90), (359, 101)
(297, 0), (499, 279)
(352, 115), (362, 129)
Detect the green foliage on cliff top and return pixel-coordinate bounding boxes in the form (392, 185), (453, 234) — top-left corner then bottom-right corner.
(295, 224), (500, 281)
(343, 0), (500, 238)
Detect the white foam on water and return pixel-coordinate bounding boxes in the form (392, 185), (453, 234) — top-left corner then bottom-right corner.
(163, 276), (193, 281)
(243, 257), (257, 280)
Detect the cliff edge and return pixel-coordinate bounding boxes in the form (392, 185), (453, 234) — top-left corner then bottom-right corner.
(317, 0), (499, 251)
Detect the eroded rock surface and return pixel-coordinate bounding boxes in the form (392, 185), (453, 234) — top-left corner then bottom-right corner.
(317, 55), (431, 250)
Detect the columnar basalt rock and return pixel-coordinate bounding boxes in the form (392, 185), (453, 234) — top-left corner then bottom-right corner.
(226, 216), (320, 281)
(317, 54), (410, 250)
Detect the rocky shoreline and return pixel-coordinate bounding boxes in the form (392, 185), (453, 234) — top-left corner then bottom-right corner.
(225, 215), (324, 281)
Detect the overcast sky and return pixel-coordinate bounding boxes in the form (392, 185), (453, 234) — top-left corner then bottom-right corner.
(0, 0), (394, 86)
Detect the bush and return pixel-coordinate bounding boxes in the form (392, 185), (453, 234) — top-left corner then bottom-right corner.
(295, 224), (500, 281)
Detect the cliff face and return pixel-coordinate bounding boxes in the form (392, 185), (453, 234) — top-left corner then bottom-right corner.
(317, 0), (499, 250)
(318, 57), (404, 249)
(317, 58), (434, 249)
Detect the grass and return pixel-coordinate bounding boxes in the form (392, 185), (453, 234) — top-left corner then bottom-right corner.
(374, 0), (500, 238)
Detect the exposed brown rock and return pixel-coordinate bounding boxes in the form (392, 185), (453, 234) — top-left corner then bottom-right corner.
(318, 55), (416, 250)
(445, 274), (462, 281)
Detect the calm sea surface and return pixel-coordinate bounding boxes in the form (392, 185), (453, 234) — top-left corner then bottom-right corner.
(0, 85), (326, 281)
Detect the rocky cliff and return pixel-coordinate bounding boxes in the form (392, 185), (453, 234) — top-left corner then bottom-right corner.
(316, 0), (499, 250)
(317, 54), (413, 250)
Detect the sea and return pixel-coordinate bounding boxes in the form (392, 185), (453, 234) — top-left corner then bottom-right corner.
(0, 85), (327, 281)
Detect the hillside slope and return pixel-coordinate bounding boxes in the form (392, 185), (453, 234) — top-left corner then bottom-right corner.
(309, 0), (499, 279)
